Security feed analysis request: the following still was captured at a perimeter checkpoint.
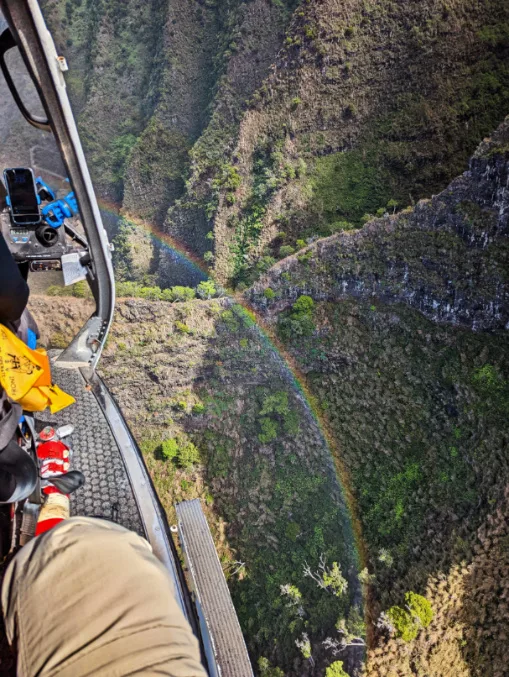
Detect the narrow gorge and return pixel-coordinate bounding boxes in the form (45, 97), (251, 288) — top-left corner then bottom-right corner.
(33, 1), (509, 675)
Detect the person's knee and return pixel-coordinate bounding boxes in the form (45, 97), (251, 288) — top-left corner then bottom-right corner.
(2, 517), (206, 676)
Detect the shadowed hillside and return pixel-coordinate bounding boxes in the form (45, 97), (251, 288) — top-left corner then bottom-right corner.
(33, 2), (509, 675)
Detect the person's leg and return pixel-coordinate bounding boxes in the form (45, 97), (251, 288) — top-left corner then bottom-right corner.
(2, 517), (207, 677)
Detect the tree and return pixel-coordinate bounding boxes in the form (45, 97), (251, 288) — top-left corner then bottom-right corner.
(325, 661), (349, 677)
(323, 606), (366, 656)
(176, 438), (200, 469)
(303, 554), (348, 597)
(258, 657), (284, 677)
(295, 632), (312, 660)
(258, 417), (278, 443)
(112, 219), (135, 281)
(323, 562), (348, 596)
(386, 605), (418, 642)
(197, 280), (217, 299)
(161, 439), (178, 461)
(280, 584), (304, 617)
(406, 592), (433, 628)
(278, 295), (316, 341)
(384, 593), (433, 642)
(358, 567), (375, 585)
(260, 392), (289, 417)
(170, 286), (196, 302)
(161, 436), (200, 469)
(378, 548), (394, 568)
(292, 295), (314, 314)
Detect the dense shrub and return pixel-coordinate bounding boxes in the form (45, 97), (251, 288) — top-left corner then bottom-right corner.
(386, 592), (433, 642)
(258, 417), (278, 443)
(47, 281), (90, 298)
(278, 295), (316, 341)
(197, 280), (217, 299)
(406, 592), (433, 628)
(161, 438), (178, 461)
(161, 436), (200, 469)
(115, 281), (197, 302)
(170, 286), (196, 302)
(386, 605), (419, 642)
(279, 244), (295, 257)
(325, 662), (348, 677)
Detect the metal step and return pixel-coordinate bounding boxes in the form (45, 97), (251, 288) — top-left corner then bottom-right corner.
(176, 500), (254, 677)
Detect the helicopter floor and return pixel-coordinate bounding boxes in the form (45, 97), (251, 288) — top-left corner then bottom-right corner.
(35, 363), (144, 535)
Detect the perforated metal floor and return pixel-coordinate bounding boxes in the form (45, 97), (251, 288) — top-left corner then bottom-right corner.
(36, 365), (144, 536)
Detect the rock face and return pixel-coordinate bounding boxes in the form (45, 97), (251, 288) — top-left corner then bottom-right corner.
(42, 0), (509, 285)
(249, 119), (509, 332)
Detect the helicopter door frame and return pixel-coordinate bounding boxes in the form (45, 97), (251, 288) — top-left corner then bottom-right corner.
(0, 0), (115, 371)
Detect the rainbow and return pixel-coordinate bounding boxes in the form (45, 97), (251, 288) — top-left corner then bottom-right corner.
(97, 197), (209, 282)
(96, 199), (367, 594)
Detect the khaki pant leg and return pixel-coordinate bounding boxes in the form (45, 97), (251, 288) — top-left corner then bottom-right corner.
(1, 517), (207, 677)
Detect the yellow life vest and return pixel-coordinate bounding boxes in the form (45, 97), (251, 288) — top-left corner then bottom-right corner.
(0, 324), (75, 414)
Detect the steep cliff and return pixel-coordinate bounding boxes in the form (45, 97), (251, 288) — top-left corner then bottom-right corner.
(208, 0), (509, 285)
(35, 2), (509, 676)
(248, 118), (509, 329)
(43, 0), (509, 287)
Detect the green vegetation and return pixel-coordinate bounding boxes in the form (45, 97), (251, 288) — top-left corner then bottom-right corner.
(175, 321), (191, 334)
(257, 391), (300, 440)
(386, 592), (433, 642)
(258, 657), (284, 677)
(406, 591), (434, 627)
(308, 151), (395, 226)
(322, 562), (348, 597)
(161, 438), (178, 461)
(258, 416), (278, 443)
(325, 662), (349, 677)
(197, 280), (218, 299)
(231, 138), (297, 286)
(161, 435), (200, 469)
(278, 295), (315, 341)
(386, 605), (419, 642)
(47, 279), (208, 303)
(270, 295), (509, 670)
(213, 163), (242, 204)
(179, 311), (359, 671)
(47, 281), (90, 298)
(279, 245), (295, 258)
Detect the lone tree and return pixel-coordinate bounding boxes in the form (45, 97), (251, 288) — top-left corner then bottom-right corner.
(303, 554), (348, 597)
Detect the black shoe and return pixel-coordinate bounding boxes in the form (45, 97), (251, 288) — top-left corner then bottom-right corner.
(0, 440), (37, 503)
